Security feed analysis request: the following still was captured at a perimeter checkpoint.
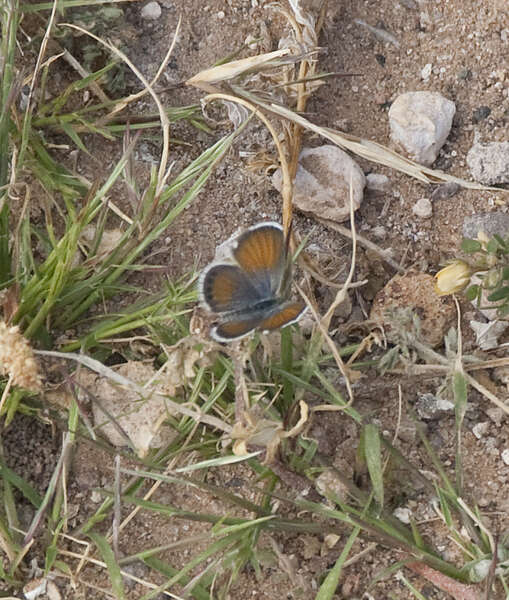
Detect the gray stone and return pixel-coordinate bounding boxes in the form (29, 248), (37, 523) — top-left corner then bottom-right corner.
(412, 197), (432, 218)
(272, 145), (365, 223)
(431, 182), (460, 201)
(485, 407), (505, 426)
(463, 212), (509, 239)
(415, 393), (454, 420)
(366, 173), (390, 192)
(141, 1), (161, 19)
(472, 422), (489, 439)
(388, 91), (456, 166)
(467, 141), (509, 184)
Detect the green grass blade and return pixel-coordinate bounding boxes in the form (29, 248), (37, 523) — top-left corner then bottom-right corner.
(143, 556), (211, 600)
(88, 532), (126, 600)
(453, 369), (468, 494)
(60, 121), (90, 154)
(0, 457), (42, 507)
(139, 534), (240, 600)
(397, 572), (429, 599)
(315, 526), (360, 600)
(363, 424), (384, 509)
(174, 452), (261, 473)
(0, 0), (20, 284)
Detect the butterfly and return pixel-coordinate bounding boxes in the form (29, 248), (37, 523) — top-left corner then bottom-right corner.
(198, 222), (307, 342)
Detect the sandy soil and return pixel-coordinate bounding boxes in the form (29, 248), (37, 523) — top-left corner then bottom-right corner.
(4, 0), (509, 598)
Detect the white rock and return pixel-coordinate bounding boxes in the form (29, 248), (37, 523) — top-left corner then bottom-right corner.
(90, 490), (102, 503)
(421, 63), (432, 79)
(472, 422), (489, 439)
(388, 91), (456, 166)
(24, 580), (47, 600)
(141, 1), (161, 19)
(272, 145), (365, 223)
(486, 407), (505, 426)
(469, 320), (509, 350)
(502, 448), (509, 465)
(466, 141), (509, 184)
(46, 581), (62, 600)
(366, 173), (390, 192)
(79, 362), (179, 458)
(393, 507), (412, 524)
(435, 398), (455, 411)
(372, 225), (387, 239)
(493, 366), (509, 386)
(412, 197), (432, 218)
(470, 559), (492, 582)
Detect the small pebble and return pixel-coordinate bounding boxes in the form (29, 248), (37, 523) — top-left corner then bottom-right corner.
(421, 63), (432, 79)
(90, 490), (102, 503)
(217, 10), (225, 18)
(393, 507), (412, 524)
(486, 407), (505, 426)
(502, 449), (509, 466)
(388, 91), (455, 166)
(431, 182), (460, 201)
(141, 1), (161, 19)
(467, 141), (509, 184)
(458, 68), (472, 80)
(372, 225), (387, 239)
(472, 422), (489, 439)
(398, 0), (418, 8)
(272, 145), (365, 223)
(472, 106), (491, 123)
(415, 394), (454, 420)
(412, 197), (432, 218)
(46, 582), (62, 600)
(366, 173), (390, 192)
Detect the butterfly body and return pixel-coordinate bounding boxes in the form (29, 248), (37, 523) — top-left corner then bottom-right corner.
(199, 222), (306, 342)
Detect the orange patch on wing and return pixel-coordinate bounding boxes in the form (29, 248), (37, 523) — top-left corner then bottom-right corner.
(259, 302), (306, 331)
(211, 270), (235, 306)
(234, 226), (284, 273)
(214, 318), (260, 340)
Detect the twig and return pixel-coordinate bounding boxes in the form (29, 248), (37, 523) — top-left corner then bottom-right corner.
(112, 455), (121, 560)
(317, 216), (405, 273)
(405, 561), (479, 600)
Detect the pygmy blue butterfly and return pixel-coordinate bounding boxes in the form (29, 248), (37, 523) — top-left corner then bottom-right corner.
(198, 222), (307, 342)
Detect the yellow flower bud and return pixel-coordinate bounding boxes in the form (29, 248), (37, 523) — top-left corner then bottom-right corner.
(435, 260), (472, 296)
(477, 230), (490, 246)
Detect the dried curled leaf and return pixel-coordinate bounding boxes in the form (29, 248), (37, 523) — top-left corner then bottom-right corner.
(232, 400), (308, 463)
(186, 49), (290, 86)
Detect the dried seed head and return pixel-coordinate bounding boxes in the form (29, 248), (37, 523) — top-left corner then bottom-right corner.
(0, 322), (41, 391)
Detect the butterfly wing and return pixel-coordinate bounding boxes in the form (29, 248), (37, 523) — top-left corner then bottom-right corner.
(233, 222), (287, 299)
(257, 301), (307, 332)
(211, 301), (307, 342)
(199, 263), (264, 314)
(211, 316), (264, 342)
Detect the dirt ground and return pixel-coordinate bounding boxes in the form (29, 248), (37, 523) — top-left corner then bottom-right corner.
(4, 0), (509, 598)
